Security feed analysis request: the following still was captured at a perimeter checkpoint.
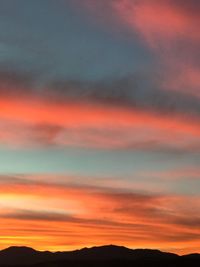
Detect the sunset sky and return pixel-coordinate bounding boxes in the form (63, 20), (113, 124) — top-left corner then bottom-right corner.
(0, 0), (200, 255)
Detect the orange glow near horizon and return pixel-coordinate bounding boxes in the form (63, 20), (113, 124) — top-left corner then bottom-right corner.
(0, 175), (200, 255)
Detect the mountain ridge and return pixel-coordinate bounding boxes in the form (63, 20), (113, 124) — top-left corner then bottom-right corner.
(0, 245), (199, 266)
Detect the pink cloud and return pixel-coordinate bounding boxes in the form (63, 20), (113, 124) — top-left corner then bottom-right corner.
(80, 0), (200, 97)
(0, 94), (200, 151)
(114, 0), (200, 96)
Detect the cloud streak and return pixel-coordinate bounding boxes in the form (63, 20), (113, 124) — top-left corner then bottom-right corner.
(0, 73), (200, 151)
(0, 174), (200, 254)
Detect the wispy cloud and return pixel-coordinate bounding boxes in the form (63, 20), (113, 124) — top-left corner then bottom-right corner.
(0, 174), (200, 253)
(0, 72), (200, 151)
(80, 0), (200, 97)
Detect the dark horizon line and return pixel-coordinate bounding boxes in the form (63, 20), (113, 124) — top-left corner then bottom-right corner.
(1, 244), (199, 257)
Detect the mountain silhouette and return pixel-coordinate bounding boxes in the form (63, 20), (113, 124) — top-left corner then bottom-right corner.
(0, 246), (52, 265)
(60, 245), (178, 260)
(0, 245), (199, 267)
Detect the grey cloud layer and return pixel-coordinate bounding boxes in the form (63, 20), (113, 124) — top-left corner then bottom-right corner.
(0, 70), (200, 118)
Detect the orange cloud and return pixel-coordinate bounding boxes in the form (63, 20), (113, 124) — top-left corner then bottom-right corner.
(0, 175), (200, 254)
(0, 94), (200, 151)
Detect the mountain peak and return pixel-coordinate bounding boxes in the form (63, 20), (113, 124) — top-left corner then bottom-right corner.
(1, 246), (37, 253)
(0, 244), (198, 266)
(81, 244), (129, 251)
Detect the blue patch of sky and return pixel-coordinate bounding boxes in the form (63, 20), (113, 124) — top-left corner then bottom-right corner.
(0, 0), (154, 86)
(0, 146), (199, 177)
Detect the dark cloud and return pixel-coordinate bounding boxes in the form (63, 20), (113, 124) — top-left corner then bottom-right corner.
(1, 68), (199, 118)
(1, 209), (72, 222)
(0, 69), (200, 153)
(49, 74), (200, 117)
(170, 0), (200, 14)
(0, 69), (36, 93)
(172, 217), (200, 229)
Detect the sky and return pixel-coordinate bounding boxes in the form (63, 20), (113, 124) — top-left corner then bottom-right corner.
(0, 0), (200, 255)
